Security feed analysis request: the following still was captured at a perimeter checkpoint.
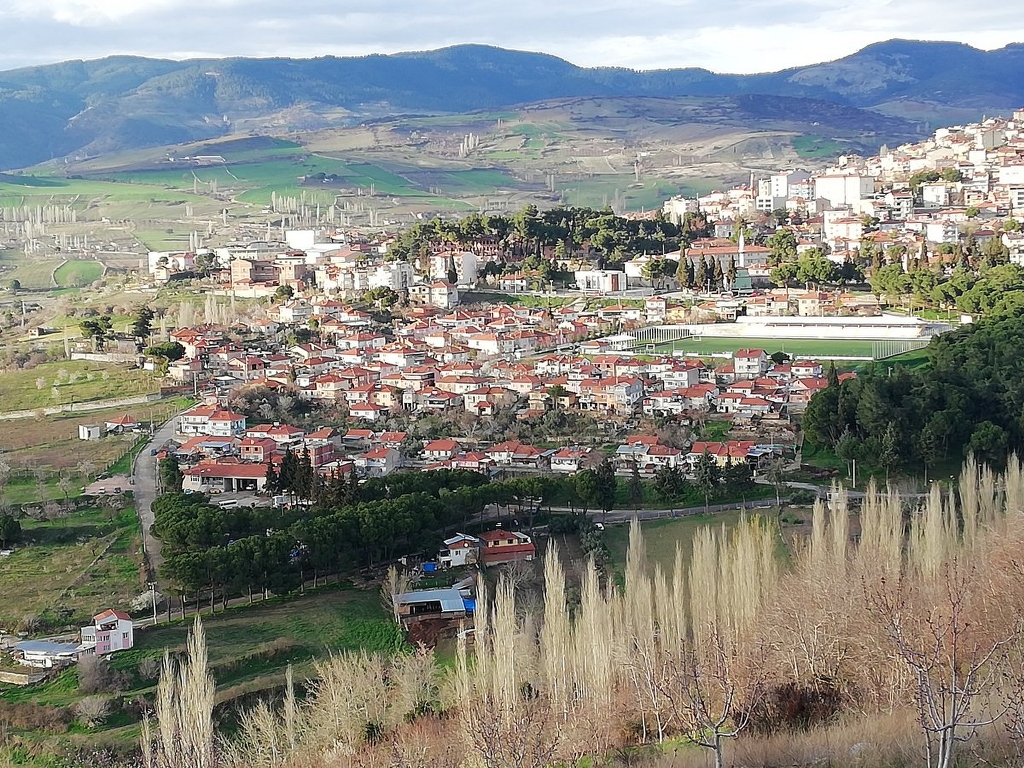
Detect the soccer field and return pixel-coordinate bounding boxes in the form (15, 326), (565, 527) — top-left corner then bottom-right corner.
(647, 336), (878, 359)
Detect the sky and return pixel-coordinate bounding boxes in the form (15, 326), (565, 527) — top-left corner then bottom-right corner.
(0, 0), (1022, 74)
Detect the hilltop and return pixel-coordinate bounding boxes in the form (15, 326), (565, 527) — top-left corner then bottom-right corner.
(0, 39), (1021, 169)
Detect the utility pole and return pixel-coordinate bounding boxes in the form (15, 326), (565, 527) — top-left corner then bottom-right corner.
(149, 581), (158, 625)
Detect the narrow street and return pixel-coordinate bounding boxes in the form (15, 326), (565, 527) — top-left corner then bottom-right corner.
(132, 414), (182, 591)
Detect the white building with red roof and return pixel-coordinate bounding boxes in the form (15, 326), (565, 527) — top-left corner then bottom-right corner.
(80, 609), (133, 656)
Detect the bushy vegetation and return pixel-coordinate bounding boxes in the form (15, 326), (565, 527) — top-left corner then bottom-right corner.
(804, 314), (1024, 475)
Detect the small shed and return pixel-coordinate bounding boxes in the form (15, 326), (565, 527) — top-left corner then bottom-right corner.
(396, 588), (468, 622)
(78, 424), (102, 441)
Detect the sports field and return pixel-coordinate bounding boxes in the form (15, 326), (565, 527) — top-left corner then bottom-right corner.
(648, 336), (878, 359)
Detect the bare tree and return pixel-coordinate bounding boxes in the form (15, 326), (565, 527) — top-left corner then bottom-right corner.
(381, 565), (410, 624)
(75, 695), (111, 727)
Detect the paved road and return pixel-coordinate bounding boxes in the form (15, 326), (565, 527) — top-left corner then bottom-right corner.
(133, 414), (181, 589)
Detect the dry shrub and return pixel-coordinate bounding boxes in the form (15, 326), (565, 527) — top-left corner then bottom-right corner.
(74, 696), (111, 728)
(0, 701), (72, 732)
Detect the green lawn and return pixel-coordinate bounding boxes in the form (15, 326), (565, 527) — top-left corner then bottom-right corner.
(603, 511), (747, 574)
(0, 361), (158, 412)
(53, 260), (103, 288)
(648, 336), (878, 359)
(0, 507), (143, 632)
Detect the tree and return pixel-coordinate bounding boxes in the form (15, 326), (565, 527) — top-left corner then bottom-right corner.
(79, 316), (113, 352)
(723, 459), (753, 494)
(158, 457), (183, 494)
(765, 457), (788, 518)
(75, 696), (111, 728)
(695, 258), (708, 294)
(0, 514), (21, 548)
(594, 459), (617, 518)
(653, 465), (686, 503)
(766, 229), (798, 266)
(274, 284), (295, 303)
(146, 341), (185, 362)
(967, 421), (1009, 467)
(446, 255), (458, 286)
(726, 254), (737, 290)
(712, 258), (724, 292)
(878, 421), (903, 482)
(573, 470), (598, 516)
(264, 461), (278, 496)
(131, 305), (155, 350)
(628, 460), (643, 507)
(769, 351), (790, 367)
(693, 452), (720, 512)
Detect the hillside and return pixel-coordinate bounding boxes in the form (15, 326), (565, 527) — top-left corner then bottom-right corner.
(0, 39), (1020, 169)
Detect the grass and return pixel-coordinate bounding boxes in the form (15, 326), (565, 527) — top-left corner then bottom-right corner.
(0, 251), (61, 290)
(0, 361), (157, 412)
(791, 135), (846, 159)
(603, 510), (747, 573)
(698, 419), (733, 442)
(3, 587), (403, 708)
(0, 507), (143, 632)
(53, 260), (103, 288)
(648, 336), (878, 359)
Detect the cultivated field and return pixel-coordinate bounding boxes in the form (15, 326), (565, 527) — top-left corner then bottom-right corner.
(0, 506), (144, 631)
(0, 251), (61, 290)
(0, 361), (158, 413)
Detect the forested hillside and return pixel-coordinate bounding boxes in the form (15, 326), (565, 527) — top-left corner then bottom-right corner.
(804, 314), (1024, 474)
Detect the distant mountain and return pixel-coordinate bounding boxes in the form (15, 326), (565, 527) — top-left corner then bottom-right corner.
(0, 40), (1020, 170)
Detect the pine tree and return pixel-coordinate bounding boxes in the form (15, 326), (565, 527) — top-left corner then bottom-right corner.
(726, 254), (737, 290)
(264, 461), (278, 495)
(279, 449), (298, 496)
(694, 258), (707, 294)
(712, 257), (724, 292)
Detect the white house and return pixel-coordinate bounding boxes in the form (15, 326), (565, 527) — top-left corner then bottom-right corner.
(733, 349), (769, 379)
(438, 533), (481, 568)
(80, 609), (134, 656)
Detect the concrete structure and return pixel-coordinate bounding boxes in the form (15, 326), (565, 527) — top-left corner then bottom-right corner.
(78, 424), (102, 441)
(575, 269), (626, 293)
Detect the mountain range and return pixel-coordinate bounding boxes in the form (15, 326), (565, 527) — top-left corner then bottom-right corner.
(0, 39), (1022, 171)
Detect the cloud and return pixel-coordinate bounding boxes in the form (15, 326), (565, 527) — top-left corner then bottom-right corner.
(0, 0), (1021, 72)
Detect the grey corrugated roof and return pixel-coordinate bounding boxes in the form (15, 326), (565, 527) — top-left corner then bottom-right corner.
(16, 641), (79, 655)
(398, 588), (465, 613)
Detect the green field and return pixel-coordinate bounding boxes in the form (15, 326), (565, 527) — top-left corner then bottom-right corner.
(558, 175), (715, 211)
(0, 361), (157, 412)
(649, 336), (879, 359)
(53, 260), (103, 288)
(603, 511), (747, 574)
(0, 251), (61, 289)
(0, 507), (143, 631)
(1, 587), (403, 710)
(792, 135), (847, 159)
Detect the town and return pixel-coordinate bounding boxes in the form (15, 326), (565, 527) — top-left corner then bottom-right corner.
(4, 88), (1024, 768)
